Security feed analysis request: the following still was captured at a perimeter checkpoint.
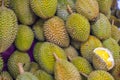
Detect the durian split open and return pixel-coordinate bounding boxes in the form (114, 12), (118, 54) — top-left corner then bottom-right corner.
(93, 47), (114, 70)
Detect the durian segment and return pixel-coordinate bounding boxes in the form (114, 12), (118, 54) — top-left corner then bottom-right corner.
(30, 0), (57, 19)
(91, 13), (111, 40)
(38, 42), (67, 74)
(0, 71), (13, 80)
(64, 45), (78, 59)
(44, 16), (70, 47)
(81, 35), (102, 62)
(10, 0), (36, 25)
(35, 70), (53, 80)
(71, 57), (93, 75)
(88, 70), (115, 80)
(7, 51), (30, 79)
(0, 0), (9, 7)
(32, 19), (45, 41)
(0, 6), (18, 53)
(93, 47), (114, 71)
(102, 38), (120, 59)
(75, 0), (99, 21)
(111, 25), (120, 42)
(66, 13), (90, 42)
(0, 56), (3, 72)
(97, 0), (113, 15)
(15, 25), (34, 51)
(111, 59), (120, 80)
(54, 54), (82, 80)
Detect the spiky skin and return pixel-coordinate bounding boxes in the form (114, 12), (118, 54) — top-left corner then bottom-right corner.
(71, 57), (93, 75)
(111, 25), (120, 42)
(30, 0), (57, 19)
(35, 70), (53, 80)
(0, 0), (9, 7)
(66, 13), (90, 42)
(91, 13), (111, 40)
(80, 35), (103, 62)
(7, 51), (30, 79)
(29, 62), (40, 74)
(38, 42), (67, 74)
(0, 6), (18, 53)
(102, 38), (120, 59)
(15, 25), (34, 51)
(0, 71), (13, 80)
(33, 19), (45, 41)
(33, 42), (44, 62)
(88, 70), (114, 80)
(10, 0), (36, 25)
(16, 72), (38, 80)
(111, 59), (120, 80)
(64, 45), (78, 59)
(97, 0), (113, 15)
(44, 16), (70, 47)
(75, 0), (99, 21)
(54, 59), (82, 80)
(0, 57), (3, 72)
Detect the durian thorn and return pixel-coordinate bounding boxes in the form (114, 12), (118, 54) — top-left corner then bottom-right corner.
(1, 0), (4, 8)
(112, 19), (114, 26)
(67, 56), (72, 61)
(17, 63), (24, 74)
(67, 4), (73, 14)
(79, 72), (88, 78)
(53, 53), (60, 61)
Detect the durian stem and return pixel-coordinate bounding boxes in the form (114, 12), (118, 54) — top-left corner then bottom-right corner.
(18, 63), (24, 74)
(53, 53), (60, 61)
(112, 19), (114, 26)
(1, 0), (4, 8)
(67, 5), (73, 14)
(79, 72), (88, 78)
(67, 56), (72, 61)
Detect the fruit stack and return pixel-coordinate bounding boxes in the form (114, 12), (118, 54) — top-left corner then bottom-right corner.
(0, 0), (120, 80)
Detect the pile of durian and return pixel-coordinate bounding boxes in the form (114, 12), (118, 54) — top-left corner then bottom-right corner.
(0, 0), (120, 80)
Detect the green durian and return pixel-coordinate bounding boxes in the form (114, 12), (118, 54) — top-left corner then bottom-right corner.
(29, 62), (40, 74)
(15, 25), (34, 51)
(97, 0), (113, 15)
(88, 70), (114, 80)
(111, 59), (120, 80)
(54, 53), (82, 80)
(35, 70), (53, 80)
(32, 19), (45, 41)
(111, 25), (120, 42)
(66, 13), (90, 42)
(64, 45), (78, 59)
(37, 42), (67, 74)
(91, 13), (111, 40)
(0, 71), (13, 80)
(75, 0), (99, 21)
(80, 35), (103, 62)
(44, 16), (70, 47)
(7, 50), (30, 79)
(10, 0), (36, 25)
(0, 56), (3, 72)
(16, 63), (38, 80)
(102, 38), (120, 59)
(0, 1), (18, 53)
(30, 0), (57, 19)
(71, 57), (93, 75)
(33, 42), (44, 62)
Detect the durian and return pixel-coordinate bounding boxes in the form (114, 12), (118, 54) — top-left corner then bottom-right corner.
(0, 71), (13, 80)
